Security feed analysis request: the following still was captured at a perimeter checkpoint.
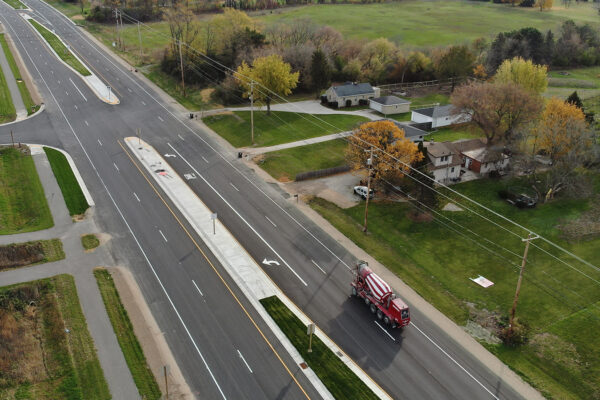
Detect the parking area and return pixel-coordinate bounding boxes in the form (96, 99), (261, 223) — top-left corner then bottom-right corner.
(286, 171), (365, 209)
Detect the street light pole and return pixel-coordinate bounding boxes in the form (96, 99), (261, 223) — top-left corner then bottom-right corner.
(363, 146), (374, 233)
(508, 233), (538, 337)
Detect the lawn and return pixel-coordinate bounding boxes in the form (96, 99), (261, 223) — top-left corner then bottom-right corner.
(260, 296), (378, 400)
(257, 1), (599, 48)
(309, 176), (600, 399)
(409, 93), (450, 108)
(44, 147), (89, 216)
(94, 268), (161, 400)
(423, 125), (483, 142)
(0, 34), (39, 115)
(0, 275), (110, 400)
(1, 0), (26, 9)
(29, 19), (91, 76)
(203, 111), (368, 147)
(0, 146), (53, 234)
(0, 58), (15, 124)
(259, 139), (347, 181)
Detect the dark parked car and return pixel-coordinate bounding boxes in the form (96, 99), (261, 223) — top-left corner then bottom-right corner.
(498, 189), (537, 208)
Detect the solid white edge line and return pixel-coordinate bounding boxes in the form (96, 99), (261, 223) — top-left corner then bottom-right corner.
(0, 13), (228, 400)
(411, 323), (500, 400)
(311, 259), (326, 275)
(374, 321), (395, 341)
(237, 350), (253, 374)
(265, 215), (277, 228)
(69, 77), (87, 101)
(159, 229), (168, 242)
(192, 279), (204, 296)
(168, 143), (308, 287)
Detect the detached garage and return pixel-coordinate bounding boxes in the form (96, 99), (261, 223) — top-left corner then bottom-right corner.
(369, 96), (411, 116)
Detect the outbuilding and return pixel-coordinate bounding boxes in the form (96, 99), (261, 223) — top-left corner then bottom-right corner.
(324, 82), (380, 108)
(369, 96), (411, 115)
(411, 104), (470, 128)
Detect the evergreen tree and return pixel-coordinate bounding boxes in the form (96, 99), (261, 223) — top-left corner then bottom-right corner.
(566, 91), (583, 110)
(310, 49), (331, 99)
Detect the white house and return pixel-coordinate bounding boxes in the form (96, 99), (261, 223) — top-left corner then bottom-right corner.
(325, 82), (380, 108)
(411, 105), (470, 128)
(423, 141), (461, 183)
(376, 119), (427, 142)
(369, 96), (411, 115)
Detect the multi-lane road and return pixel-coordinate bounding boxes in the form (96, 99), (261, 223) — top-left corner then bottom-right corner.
(0, 2), (526, 399)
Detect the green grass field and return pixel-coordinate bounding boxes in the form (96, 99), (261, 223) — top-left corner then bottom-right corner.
(0, 56), (16, 124)
(0, 34), (39, 115)
(81, 234), (100, 250)
(29, 19), (91, 76)
(44, 147), (89, 216)
(260, 296), (378, 400)
(424, 125), (483, 142)
(0, 239), (65, 272)
(1, 0), (26, 9)
(0, 147), (53, 234)
(309, 175), (600, 398)
(94, 269), (161, 400)
(257, 1), (600, 48)
(259, 139), (347, 181)
(203, 111), (368, 147)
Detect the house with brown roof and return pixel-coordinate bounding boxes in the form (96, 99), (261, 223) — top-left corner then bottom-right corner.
(325, 82), (380, 108)
(448, 139), (510, 174)
(423, 141), (462, 183)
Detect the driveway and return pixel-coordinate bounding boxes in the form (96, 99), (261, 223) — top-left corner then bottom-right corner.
(229, 100), (382, 121)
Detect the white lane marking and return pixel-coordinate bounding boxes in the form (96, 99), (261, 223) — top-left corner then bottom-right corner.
(127, 87), (132, 93)
(133, 192), (141, 202)
(158, 116), (164, 122)
(1, 17), (228, 399)
(201, 156), (209, 163)
(311, 259), (326, 275)
(265, 216), (277, 228)
(97, 139), (102, 146)
(178, 134), (185, 141)
(237, 350), (253, 373)
(141, 100), (146, 106)
(50, 70), (53, 74)
(192, 279), (204, 296)
(229, 182), (239, 192)
(65, 91), (68, 96)
(374, 321), (395, 341)
(159, 229), (168, 242)
(168, 143), (308, 287)
(412, 323), (500, 399)
(113, 162), (119, 172)
(74, 105), (78, 110)
(69, 77), (87, 101)
(84, 120), (89, 126)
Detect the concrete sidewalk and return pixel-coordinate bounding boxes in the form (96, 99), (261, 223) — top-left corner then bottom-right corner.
(239, 130), (352, 156)
(0, 25), (27, 120)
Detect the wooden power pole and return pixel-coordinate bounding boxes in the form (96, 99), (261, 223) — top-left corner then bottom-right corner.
(508, 233), (538, 337)
(178, 41), (186, 97)
(363, 146), (374, 233)
(250, 81), (255, 144)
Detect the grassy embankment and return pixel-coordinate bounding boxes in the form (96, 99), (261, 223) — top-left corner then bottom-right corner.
(0, 275), (111, 399)
(0, 55), (15, 123)
(309, 176), (600, 399)
(43, 147), (89, 216)
(1, 0), (26, 9)
(94, 269), (162, 400)
(81, 234), (100, 250)
(29, 19), (91, 76)
(203, 111), (368, 147)
(0, 34), (39, 115)
(0, 239), (64, 272)
(260, 296), (378, 400)
(0, 146), (53, 234)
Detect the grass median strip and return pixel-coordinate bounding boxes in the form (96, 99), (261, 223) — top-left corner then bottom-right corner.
(44, 147), (89, 216)
(94, 268), (162, 400)
(1, 0), (26, 9)
(0, 34), (39, 115)
(29, 19), (91, 76)
(0, 57), (16, 124)
(260, 295), (378, 400)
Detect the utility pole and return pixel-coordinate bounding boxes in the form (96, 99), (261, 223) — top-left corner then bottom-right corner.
(164, 365), (169, 400)
(119, 10), (124, 49)
(137, 21), (142, 62)
(363, 146), (374, 233)
(250, 81), (255, 145)
(114, 9), (120, 49)
(178, 40), (186, 97)
(508, 233), (538, 337)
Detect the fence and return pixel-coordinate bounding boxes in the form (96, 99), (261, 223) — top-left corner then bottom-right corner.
(295, 165), (351, 181)
(378, 77), (464, 96)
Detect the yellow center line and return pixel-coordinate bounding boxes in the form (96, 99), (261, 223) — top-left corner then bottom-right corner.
(117, 140), (311, 400)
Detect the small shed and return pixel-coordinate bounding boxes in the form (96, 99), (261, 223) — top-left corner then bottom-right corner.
(411, 104), (470, 128)
(369, 96), (411, 115)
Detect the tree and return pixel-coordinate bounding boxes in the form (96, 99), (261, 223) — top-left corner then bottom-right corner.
(536, 0), (552, 11)
(237, 55), (299, 114)
(359, 38), (398, 84)
(412, 142), (437, 214)
(346, 121), (423, 187)
(451, 82), (542, 145)
(310, 49), (331, 98)
(494, 57), (548, 94)
(163, 3), (200, 57)
(435, 45), (475, 91)
(566, 91), (583, 110)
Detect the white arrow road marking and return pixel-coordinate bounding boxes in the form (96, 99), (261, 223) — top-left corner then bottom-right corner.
(164, 154), (176, 158)
(262, 259), (280, 267)
(374, 321), (395, 341)
(237, 350), (253, 373)
(311, 260), (326, 275)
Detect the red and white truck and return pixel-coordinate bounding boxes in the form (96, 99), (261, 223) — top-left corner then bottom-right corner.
(351, 260), (410, 328)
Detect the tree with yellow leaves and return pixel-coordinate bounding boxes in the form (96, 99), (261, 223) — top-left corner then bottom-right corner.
(494, 57), (548, 94)
(536, 0), (552, 11)
(346, 120), (423, 187)
(237, 55), (299, 115)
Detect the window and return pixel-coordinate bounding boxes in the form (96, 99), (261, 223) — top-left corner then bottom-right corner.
(441, 155), (448, 162)
(451, 167), (455, 173)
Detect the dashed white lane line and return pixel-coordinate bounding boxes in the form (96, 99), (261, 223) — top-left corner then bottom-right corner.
(201, 156), (209, 163)
(133, 192), (140, 202)
(159, 229), (168, 242)
(265, 215), (277, 228)
(97, 139), (102, 146)
(69, 78), (87, 101)
(178, 134), (185, 141)
(84, 120), (89, 126)
(141, 101), (146, 106)
(192, 279), (204, 296)
(374, 321), (395, 341)
(65, 91), (69, 96)
(113, 162), (119, 172)
(237, 350), (253, 373)
(127, 87), (132, 93)
(229, 182), (239, 192)
(74, 104), (78, 110)
(158, 116), (164, 122)
(311, 259), (326, 275)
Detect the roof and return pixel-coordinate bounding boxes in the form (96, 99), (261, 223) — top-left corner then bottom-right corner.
(462, 147), (506, 163)
(370, 96), (410, 106)
(331, 82), (375, 97)
(447, 138), (486, 154)
(380, 120), (427, 139)
(413, 104), (455, 119)
(425, 142), (453, 158)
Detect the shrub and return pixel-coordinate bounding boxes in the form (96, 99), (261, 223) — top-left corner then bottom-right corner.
(499, 317), (529, 346)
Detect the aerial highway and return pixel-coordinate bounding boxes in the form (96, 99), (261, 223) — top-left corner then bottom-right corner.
(0, 2), (526, 398)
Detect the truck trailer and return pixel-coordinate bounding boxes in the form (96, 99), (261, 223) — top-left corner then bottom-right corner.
(351, 261), (410, 328)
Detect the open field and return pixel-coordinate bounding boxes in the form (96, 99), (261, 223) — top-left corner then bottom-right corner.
(43, 147), (88, 216)
(94, 269), (161, 400)
(260, 296), (378, 400)
(0, 146), (53, 235)
(258, 139), (347, 181)
(0, 275), (110, 400)
(0, 239), (64, 271)
(29, 19), (91, 76)
(203, 111), (367, 147)
(0, 58), (15, 124)
(256, 1), (600, 48)
(309, 175), (600, 399)
(0, 34), (39, 115)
